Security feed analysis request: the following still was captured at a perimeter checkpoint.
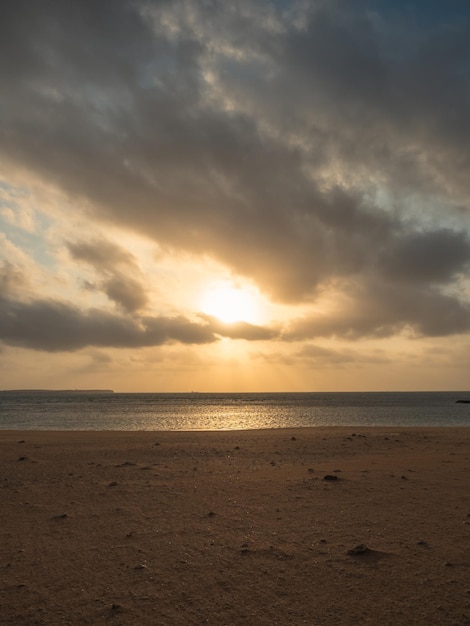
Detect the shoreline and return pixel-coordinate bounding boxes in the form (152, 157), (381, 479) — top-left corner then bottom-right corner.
(1, 424), (470, 434)
(1, 427), (470, 624)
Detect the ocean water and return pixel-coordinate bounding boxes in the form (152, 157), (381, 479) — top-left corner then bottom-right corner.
(1, 391), (470, 430)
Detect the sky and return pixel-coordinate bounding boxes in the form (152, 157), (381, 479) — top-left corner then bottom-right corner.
(1, 0), (470, 392)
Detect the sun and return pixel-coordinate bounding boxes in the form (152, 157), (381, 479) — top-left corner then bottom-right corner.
(200, 283), (259, 324)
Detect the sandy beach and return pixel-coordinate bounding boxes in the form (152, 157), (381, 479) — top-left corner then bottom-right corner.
(1, 427), (470, 625)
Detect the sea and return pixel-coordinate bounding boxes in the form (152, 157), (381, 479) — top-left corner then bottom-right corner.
(1, 390), (470, 431)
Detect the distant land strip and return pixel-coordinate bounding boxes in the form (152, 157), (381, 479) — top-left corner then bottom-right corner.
(1, 389), (114, 394)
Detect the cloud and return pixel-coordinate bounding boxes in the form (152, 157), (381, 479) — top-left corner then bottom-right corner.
(1, 0), (470, 341)
(0, 262), (26, 297)
(0, 295), (216, 351)
(201, 314), (279, 341)
(295, 343), (390, 368)
(0, 295), (280, 352)
(378, 229), (470, 284)
(67, 239), (138, 272)
(67, 238), (150, 312)
(285, 282), (470, 340)
(100, 275), (149, 313)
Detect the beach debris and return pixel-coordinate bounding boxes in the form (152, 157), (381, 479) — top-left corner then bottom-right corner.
(323, 474), (338, 481)
(52, 513), (68, 520)
(111, 603), (122, 612)
(401, 475), (408, 480)
(17, 440), (25, 444)
(347, 544), (370, 556)
(417, 540), (430, 547)
(291, 436), (296, 441)
(134, 563), (147, 570)
(17, 456), (27, 461)
(308, 468), (315, 473)
(207, 510), (216, 517)
(108, 481), (119, 487)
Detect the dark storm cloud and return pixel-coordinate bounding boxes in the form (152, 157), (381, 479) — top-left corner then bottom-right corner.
(67, 239), (149, 312)
(1, 1), (470, 340)
(100, 275), (149, 313)
(0, 295), (215, 351)
(67, 239), (138, 272)
(378, 229), (470, 284)
(0, 295), (279, 352)
(285, 283), (470, 340)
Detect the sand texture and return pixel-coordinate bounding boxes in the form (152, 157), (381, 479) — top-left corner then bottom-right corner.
(1, 427), (470, 625)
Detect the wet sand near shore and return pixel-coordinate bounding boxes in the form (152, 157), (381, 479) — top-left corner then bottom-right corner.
(1, 428), (470, 625)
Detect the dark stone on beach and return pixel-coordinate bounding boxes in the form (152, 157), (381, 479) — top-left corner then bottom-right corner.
(53, 513), (68, 520)
(108, 481), (119, 487)
(17, 456), (27, 461)
(208, 510), (216, 517)
(291, 436), (296, 441)
(111, 604), (122, 612)
(347, 544), (370, 555)
(308, 468), (314, 473)
(134, 563), (147, 570)
(401, 475), (408, 480)
(17, 440), (25, 444)
(417, 541), (430, 547)
(456, 400), (470, 403)
(323, 474), (338, 481)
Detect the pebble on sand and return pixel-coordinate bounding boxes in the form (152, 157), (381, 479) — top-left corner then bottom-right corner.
(347, 544), (371, 556)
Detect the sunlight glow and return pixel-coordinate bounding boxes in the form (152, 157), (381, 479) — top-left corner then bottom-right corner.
(200, 284), (259, 323)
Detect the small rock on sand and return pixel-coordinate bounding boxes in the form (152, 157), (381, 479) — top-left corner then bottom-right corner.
(52, 513), (68, 520)
(347, 544), (370, 555)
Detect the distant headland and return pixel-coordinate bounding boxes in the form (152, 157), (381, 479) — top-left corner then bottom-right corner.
(1, 389), (114, 394)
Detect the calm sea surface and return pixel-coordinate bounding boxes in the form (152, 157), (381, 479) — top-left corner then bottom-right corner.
(1, 391), (470, 430)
